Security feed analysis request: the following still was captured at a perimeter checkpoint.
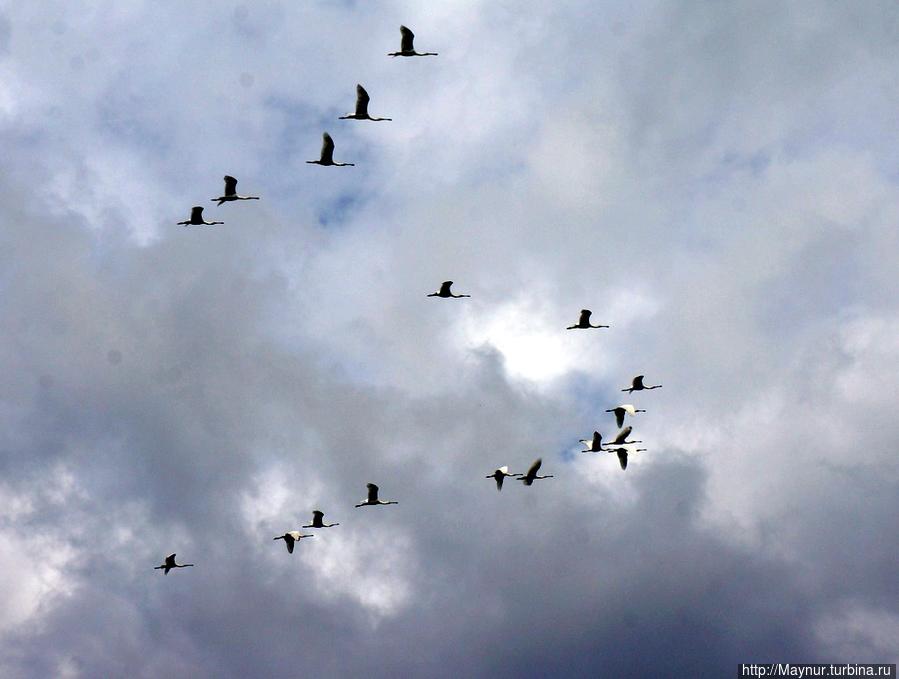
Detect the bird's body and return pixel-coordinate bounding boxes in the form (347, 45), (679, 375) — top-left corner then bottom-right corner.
(622, 375), (662, 393)
(566, 309), (609, 330)
(608, 425), (642, 446)
(486, 465), (520, 491)
(339, 84), (392, 121)
(303, 510), (339, 528)
(605, 404), (647, 429)
(519, 458), (554, 486)
(355, 483), (398, 507)
(177, 206), (223, 226)
(389, 25), (438, 57)
(154, 553), (194, 574)
(579, 431), (605, 453)
(211, 175), (260, 206)
(274, 531), (314, 554)
(307, 132), (355, 166)
(605, 446), (647, 471)
(427, 281), (470, 298)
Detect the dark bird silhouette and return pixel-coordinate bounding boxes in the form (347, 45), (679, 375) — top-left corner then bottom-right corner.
(566, 309), (609, 330)
(355, 483), (398, 508)
(274, 531), (313, 554)
(519, 458), (554, 486)
(486, 466), (520, 491)
(605, 404), (647, 429)
(608, 425), (642, 446)
(579, 431), (605, 453)
(303, 510), (339, 528)
(306, 132), (355, 166)
(339, 84), (392, 121)
(154, 553), (194, 574)
(211, 175), (260, 206)
(622, 375), (662, 393)
(389, 25), (438, 57)
(177, 206), (223, 226)
(605, 446), (647, 470)
(427, 281), (470, 298)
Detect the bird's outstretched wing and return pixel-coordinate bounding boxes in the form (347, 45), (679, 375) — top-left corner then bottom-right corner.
(633, 375), (645, 389)
(355, 84), (370, 117)
(367, 483), (379, 503)
(439, 281), (453, 295)
(400, 25), (415, 52)
(190, 207), (203, 221)
(527, 458), (542, 477)
(321, 132), (335, 163)
(223, 175), (237, 196)
(617, 449), (628, 470)
(579, 309), (592, 325)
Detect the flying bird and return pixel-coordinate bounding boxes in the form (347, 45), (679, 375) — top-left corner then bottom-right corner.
(605, 446), (647, 471)
(427, 281), (470, 298)
(607, 425), (642, 446)
(566, 309), (609, 330)
(622, 375), (662, 393)
(306, 132), (355, 167)
(303, 510), (339, 528)
(177, 206), (223, 226)
(579, 431), (605, 453)
(519, 458), (554, 486)
(389, 25), (438, 57)
(339, 84), (392, 121)
(211, 175), (260, 206)
(273, 531), (314, 554)
(154, 553), (193, 574)
(486, 466), (520, 491)
(355, 483), (398, 508)
(605, 404), (647, 429)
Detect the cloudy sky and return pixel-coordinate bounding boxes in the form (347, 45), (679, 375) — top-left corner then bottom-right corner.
(1, 1), (898, 676)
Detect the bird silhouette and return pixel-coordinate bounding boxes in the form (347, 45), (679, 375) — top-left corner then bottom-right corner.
(427, 281), (470, 298)
(302, 510), (339, 528)
(486, 466), (520, 491)
(389, 25), (438, 57)
(607, 425), (642, 446)
(154, 553), (193, 574)
(566, 309), (609, 330)
(339, 84), (392, 121)
(605, 446), (647, 470)
(274, 531), (314, 554)
(605, 404), (647, 429)
(355, 483), (398, 507)
(622, 375), (662, 393)
(519, 458), (554, 486)
(211, 175), (260, 206)
(177, 206), (223, 226)
(306, 132), (355, 166)
(579, 431), (605, 453)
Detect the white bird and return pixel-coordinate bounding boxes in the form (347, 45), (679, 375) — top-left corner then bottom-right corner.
(622, 375), (662, 393)
(519, 458), (554, 486)
(607, 425), (642, 446)
(566, 309), (609, 330)
(605, 404), (647, 429)
(303, 510), (339, 528)
(306, 132), (355, 167)
(154, 553), (194, 574)
(273, 531), (314, 554)
(605, 446), (647, 471)
(211, 175), (260, 206)
(388, 25), (438, 57)
(177, 206), (223, 226)
(355, 483), (398, 507)
(486, 466), (520, 491)
(579, 431), (605, 453)
(427, 281), (470, 298)
(339, 84), (392, 121)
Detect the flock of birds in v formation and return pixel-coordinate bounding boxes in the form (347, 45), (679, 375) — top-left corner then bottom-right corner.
(157, 26), (663, 574)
